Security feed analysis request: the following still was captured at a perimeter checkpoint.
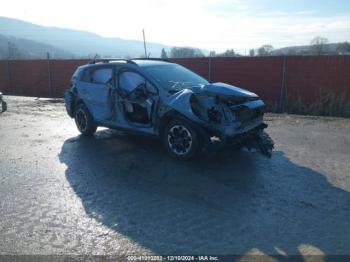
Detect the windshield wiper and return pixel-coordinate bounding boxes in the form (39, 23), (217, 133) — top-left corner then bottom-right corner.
(169, 81), (194, 89)
(169, 81), (181, 89)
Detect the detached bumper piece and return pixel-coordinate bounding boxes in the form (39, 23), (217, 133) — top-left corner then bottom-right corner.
(209, 123), (274, 158)
(243, 130), (274, 158)
(226, 123), (274, 157)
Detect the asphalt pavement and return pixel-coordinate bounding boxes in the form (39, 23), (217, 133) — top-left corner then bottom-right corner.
(0, 96), (349, 259)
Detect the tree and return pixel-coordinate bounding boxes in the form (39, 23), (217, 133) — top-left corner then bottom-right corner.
(161, 48), (168, 59)
(0, 47), (5, 59)
(257, 45), (274, 56)
(170, 47), (204, 58)
(209, 50), (216, 57)
(286, 49), (297, 56)
(249, 49), (255, 56)
(7, 41), (24, 59)
(336, 42), (350, 55)
(310, 36), (329, 55)
(217, 49), (236, 57)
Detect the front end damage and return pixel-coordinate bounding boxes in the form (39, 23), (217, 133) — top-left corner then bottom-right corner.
(163, 83), (274, 157)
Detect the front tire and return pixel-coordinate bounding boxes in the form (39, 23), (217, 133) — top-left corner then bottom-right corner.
(74, 104), (97, 135)
(162, 119), (201, 160)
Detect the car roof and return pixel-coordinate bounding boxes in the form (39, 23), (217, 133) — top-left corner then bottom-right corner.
(75, 59), (174, 77)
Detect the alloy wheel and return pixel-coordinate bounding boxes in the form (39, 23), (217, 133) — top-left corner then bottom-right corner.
(167, 125), (193, 155)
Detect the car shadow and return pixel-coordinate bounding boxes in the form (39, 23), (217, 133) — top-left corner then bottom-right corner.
(59, 129), (350, 258)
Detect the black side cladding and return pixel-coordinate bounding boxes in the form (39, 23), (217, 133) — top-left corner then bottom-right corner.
(64, 90), (75, 118)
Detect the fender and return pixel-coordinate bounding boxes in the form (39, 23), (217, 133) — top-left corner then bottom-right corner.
(163, 89), (206, 125)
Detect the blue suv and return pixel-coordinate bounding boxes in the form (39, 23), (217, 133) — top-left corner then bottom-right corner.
(64, 59), (273, 159)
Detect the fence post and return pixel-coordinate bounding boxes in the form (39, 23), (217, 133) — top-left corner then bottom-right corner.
(6, 60), (12, 95)
(208, 56), (212, 82)
(279, 55), (287, 113)
(47, 52), (53, 98)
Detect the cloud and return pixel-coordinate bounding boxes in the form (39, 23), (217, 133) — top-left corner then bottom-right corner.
(1, 0), (349, 52)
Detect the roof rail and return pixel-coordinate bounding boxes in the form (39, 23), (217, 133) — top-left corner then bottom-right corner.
(131, 57), (173, 63)
(88, 57), (173, 65)
(88, 58), (137, 65)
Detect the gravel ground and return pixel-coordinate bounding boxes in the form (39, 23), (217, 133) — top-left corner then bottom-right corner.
(0, 96), (350, 258)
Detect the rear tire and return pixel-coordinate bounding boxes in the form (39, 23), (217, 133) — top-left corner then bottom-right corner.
(162, 119), (201, 160)
(74, 104), (97, 135)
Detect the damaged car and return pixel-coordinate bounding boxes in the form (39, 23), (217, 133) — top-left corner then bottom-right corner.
(64, 59), (273, 160)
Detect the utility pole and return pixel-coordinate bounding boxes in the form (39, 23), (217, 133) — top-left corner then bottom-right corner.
(208, 56), (212, 83)
(142, 29), (148, 58)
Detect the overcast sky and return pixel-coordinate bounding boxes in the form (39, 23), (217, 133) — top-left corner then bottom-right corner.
(1, 0), (350, 53)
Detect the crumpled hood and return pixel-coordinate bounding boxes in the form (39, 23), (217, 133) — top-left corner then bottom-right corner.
(190, 82), (258, 99)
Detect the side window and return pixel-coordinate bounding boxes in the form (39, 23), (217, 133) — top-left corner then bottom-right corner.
(91, 68), (113, 84)
(82, 67), (113, 84)
(119, 71), (146, 92)
(82, 69), (91, 82)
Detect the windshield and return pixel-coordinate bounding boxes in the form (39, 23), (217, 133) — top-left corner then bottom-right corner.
(144, 64), (209, 91)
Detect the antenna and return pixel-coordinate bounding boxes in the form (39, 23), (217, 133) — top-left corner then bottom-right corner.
(142, 29), (148, 58)
(89, 53), (99, 64)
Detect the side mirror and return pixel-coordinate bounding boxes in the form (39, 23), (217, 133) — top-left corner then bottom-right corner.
(145, 81), (158, 95)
